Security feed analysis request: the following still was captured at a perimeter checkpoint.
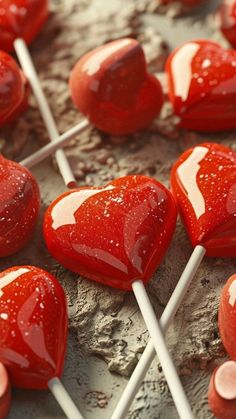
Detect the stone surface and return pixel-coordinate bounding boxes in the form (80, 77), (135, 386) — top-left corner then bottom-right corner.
(1, 0), (236, 418)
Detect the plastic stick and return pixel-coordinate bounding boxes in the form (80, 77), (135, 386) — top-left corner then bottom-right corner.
(48, 377), (84, 419)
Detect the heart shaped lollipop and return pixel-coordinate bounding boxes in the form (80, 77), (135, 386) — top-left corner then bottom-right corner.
(208, 360), (236, 419)
(171, 142), (236, 257)
(166, 40), (236, 132)
(43, 175), (195, 418)
(0, 50), (28, 127)
(0, 0), (49, 52)
(44, 175), (177, 291)
(0, 362), (11, 419)
(0, 155), (40, 257)
(69, 38), (164, 135)
(218, 273), (236, 360)
(217, 0), (236, 48)
(0, 266), (67, 389)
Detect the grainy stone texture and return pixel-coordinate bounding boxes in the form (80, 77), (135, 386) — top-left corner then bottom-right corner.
(1, 0), (236, 418)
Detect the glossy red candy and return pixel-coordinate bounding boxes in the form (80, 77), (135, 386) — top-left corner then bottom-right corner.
(208, 361), (236, 419)
(44, 175), (177, 291)
(166, 40), (236, 132)
(0, 266), (67, 389)
(0, 50), (28, 127)
(0, 155), (40, 257)
(218, 273), (236, 359)
(0, 362), (11, 418)
(171, 143), (236, 257)
(217, 1), (236, 48)
(69, 38), (164, 135)
(0, 0), (49, 52)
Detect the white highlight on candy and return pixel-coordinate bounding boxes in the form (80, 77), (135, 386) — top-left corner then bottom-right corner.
(215, 360), (236, 400)
(0, 268), (30, 298)
(171, 42), (200, 101)
(83, 39), (132, 76)
(228, 279), (236, 306)
(51, 185), (115, 230)
(177, 146), (208, 219)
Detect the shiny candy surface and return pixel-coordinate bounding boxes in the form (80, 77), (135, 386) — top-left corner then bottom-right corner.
(0, 155), (40, 257)
(69, 38), (164, 135)
(208, 361), (236, 419)
(171, 143), (236, 257)
(219, 274), (236, 359)
(0, 50), (28, 126)
(0, 0), (48, 52)
(44, 175), (177, 291)
(0, 362), (11, 419)
(217, 0), (236, 48)
(0, 266), (67, 389)
(166, 40), (236, 132)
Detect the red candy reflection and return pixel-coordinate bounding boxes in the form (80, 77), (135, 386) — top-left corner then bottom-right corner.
(0, 51), (28, 126)
(0, 155), (40, 257)
(166, 40), (236, 132)
(217, 0), (236, 48)
(0, 0), (49, 52)
(44, 175), (177, 291)
(171, 143), (236, 257)
(69, 38), (163, 135)
(0, 266), (67, 389)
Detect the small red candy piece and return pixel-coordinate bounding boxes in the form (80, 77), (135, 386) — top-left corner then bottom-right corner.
(219, 273), (236, 359)
(217, 0), (236, 48)
(0, 362), (11, 419)
(69, 38), (164, 135)
(166, 40), (236, 132)
(0, 155), (40, 257)
(0, 266), (67, 389)
(44, 175), (177, 291)
(0, 50), (28, 127)
(208, 361), (236, 419)
(171, 142), (236, 257)
(0, 0), (49, 52)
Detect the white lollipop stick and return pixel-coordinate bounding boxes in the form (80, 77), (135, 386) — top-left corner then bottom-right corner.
(112, 245), (205, 419)
(14, 38), (77, 188)
(131, 279), (194, 419)
(20, 119), (90, 169)
(48, 377), (84, 419)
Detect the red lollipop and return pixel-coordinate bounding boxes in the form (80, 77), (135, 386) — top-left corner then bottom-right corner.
(43, 174), (194, 418)
(208, 361), (236, 419)
(0, 154), (40, 257)
(0, 266), (83, 418)
(171, 142), (236, 258)
(69, 38), (164, 136)
(0, 50), (28, 126)
(166, 40), (236, 132)
(217, 0), (236, 48)
(0, 0), (48, 52)
(0, 362), (11, 419)
(218, 273), (236, 359)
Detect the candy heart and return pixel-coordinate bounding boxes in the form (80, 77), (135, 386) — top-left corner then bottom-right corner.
(44, 175), (177, 291)
(0, 266), (67, 389)
(0, 362), (11, 419)
(0, 0), (49, 52)
(218, 273), (236, 359)
(69, 38), (164, 135)
(0, 155), (40, 257)
(171, 142), (236, 257)
(208, 361), (236, 419)
(0, 50), (28, 127)
(217, 0), (236, 49)
(166, 40), (236, 131)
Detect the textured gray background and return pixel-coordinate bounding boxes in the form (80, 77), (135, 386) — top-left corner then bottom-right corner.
(1, 0), (236, 418)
